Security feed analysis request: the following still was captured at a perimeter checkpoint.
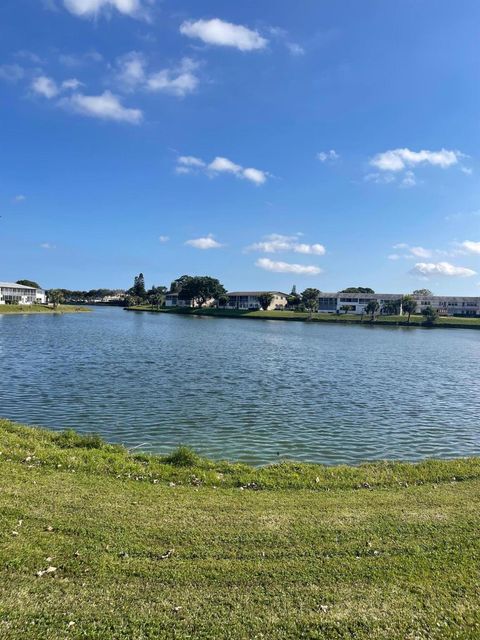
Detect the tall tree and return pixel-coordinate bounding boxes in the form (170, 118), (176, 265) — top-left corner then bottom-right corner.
(413, 289), (433, 296)
(47, 289), (64, 308)
(340, 287), (375, 294)
(365, 300), (380, 321)
(382, 299), (402, 315)
(16, 279), (40, 289)
(258, 293), (274, 310)
(301, 288), (320, 313)
(402, 295), (417, 324)
(179, 276), (227, 307)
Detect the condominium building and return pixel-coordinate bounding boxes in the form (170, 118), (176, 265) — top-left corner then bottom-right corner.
(0, 282), (46, 305)
(414, 295), (480, 317)
(221, 291), (288, 311)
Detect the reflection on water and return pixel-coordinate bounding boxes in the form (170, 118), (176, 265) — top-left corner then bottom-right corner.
(1, 306), (479, 465)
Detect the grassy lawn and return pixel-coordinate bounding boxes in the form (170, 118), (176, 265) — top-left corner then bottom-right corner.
(1, 420), (480, 639)
(126, 305), (480, 329)
(0, 305), (89, 315)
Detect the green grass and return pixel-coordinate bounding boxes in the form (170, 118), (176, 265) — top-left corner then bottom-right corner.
(0, 304), (89, 314)
(126, 305), (480, 330)
(1, 419), (480, 638)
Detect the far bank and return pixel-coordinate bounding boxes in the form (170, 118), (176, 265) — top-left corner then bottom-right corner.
(125, 305), (480, 330)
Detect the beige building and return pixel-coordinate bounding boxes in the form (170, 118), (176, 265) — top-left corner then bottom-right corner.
(221, 291), (288, 311)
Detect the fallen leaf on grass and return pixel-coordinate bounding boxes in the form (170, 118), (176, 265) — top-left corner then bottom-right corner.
(160, 549), (175, 560)
(36, 566), (57, 577)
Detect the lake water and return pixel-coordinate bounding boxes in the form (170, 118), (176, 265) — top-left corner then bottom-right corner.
(1, 306), (479, 465)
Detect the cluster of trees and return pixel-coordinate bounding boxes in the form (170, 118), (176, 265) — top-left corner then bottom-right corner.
(126, 273), (167, 307)
(171, 275), (227, 307)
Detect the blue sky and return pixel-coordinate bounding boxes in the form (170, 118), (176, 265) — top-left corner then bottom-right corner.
(1, 0), (480, 294)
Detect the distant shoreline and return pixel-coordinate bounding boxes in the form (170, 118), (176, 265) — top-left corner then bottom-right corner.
(125, 305), (480, 330)
(0, 304), (90, 315)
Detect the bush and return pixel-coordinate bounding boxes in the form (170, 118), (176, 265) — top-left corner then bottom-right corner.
(162, 446), (200, 467)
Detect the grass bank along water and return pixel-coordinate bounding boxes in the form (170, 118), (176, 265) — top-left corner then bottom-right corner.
(1, 420), (480, 639)
(0, 304), (89, 314)
(126, 305), (480, 329)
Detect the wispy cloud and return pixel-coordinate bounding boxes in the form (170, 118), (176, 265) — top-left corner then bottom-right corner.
(410, 262), (476, 278)
(180, 18), (267, 51)
(158, 235), (170, 243)
(246, 233), (326, 256)
(62, 91), (143, 124)
(256, 257), (322, 275)
(0, 64), (25, 83)
(63, 0), (149, 20)
(317, 150), (339, 163)
(32, 75), (60, 98)
(185, 235), (223, 250)
(370, 148), (463, 172)
(12, 195), (26, 203)
(367, 148), (469, 187)
(460, 240), (480, 255)
(40, 242), (56, 250)
(116, 53), (200, 97)
(176, 155), (269, 185)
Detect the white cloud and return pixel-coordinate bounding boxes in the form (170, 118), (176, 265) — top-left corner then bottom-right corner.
(116, 54), (200, 98)
(247, 234), (326, 256)
(410, 262), (476, 278)
(185, 235), (223, 250)
(461, 166), (473, 176)
(460, 241), (480, 255)
(62, 78), (83, 90)
(0, 64), (25, 83)
(158, 235), (169, 243)
(208, 156), (242, 174)
(63, 0), (147, 19)
(176, 154), (269, 185)
(63, 90), (143, 124)
(180, 18), (267, 51)
(147, 58), (199, 97)
(116, 51), (146, 89)
(409, 246), (432, 258)
(13, 195), (26, 203)
(242, 167), (267, 185)
(32, 75), (59, 98)
(370, 148), (462, 172)
(317, 149), (339, 163)
(256, 257), (322, 275)
(178, 155), (206, 168)
(40, 242), (56, 250)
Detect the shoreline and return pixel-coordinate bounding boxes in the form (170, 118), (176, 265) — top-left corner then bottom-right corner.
(2, 418), (480, 638)
(2, 419), (479, 488)
(0, 304), (90, 315)
(125, 305), (480, 330)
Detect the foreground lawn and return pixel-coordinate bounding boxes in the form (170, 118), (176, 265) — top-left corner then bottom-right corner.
(0, 305), (88, 314)
(1, 420), (480, 639)
(126, 306), (480, 330)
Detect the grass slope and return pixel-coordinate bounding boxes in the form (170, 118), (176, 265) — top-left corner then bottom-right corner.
(0, 305), (89, 315)
(1, 419), (480, 639)
(126, 306), (480, 329)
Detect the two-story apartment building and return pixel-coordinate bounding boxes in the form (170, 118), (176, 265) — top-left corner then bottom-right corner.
(0, 282), (46, 305)
(221, 291), (288, 311)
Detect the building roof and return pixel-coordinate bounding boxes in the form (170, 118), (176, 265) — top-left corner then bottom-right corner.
(0, 282), (42, 290)
(227, 291), (288, 297)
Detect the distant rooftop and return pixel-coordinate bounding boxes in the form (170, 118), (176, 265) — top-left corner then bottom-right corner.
(0, 282), (42, 290)
(227, 291), (288, 297)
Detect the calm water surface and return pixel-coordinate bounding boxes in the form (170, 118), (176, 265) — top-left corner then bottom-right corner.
(1, 306), (479, 465)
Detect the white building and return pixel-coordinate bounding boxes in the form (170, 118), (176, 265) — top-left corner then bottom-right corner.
(165, 293), (215, 308)
(414, 295), (480, 317)
(0, 282), (46, 305)
(221, 291), (289, 311)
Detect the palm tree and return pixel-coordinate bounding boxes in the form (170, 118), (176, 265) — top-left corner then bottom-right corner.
(401, 295), (417, 324)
